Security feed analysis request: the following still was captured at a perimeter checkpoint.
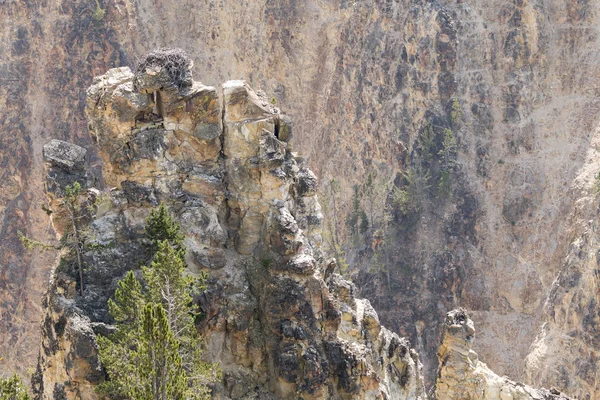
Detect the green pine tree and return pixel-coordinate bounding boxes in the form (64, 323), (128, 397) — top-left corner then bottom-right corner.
(359, 210), (369, 234)
(142, 241), (201, 338)
(145, 202), (186, 255)
(107, 270), (144, 330)
(136, 303), (187, 400)
(98, 304), (187, 400)
(0, 374), (30, 400)
(140, 241), (211, 399)
(98, 204), (217, 400)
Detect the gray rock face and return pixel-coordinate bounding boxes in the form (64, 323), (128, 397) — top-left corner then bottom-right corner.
(297, 167), (318, 197)
(43, 140), (88, 194)
(43, 140), (87, 172)
(32, 291), (104, 400)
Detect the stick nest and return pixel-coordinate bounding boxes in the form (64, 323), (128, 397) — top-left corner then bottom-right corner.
(135, 48), (193, 89)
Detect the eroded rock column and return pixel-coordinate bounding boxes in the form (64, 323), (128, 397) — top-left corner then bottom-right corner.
(435, 308), (571, 400)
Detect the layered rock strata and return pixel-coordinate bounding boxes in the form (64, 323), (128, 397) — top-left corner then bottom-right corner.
(436, 309), (570, 400)
(34, 62), (426, 400)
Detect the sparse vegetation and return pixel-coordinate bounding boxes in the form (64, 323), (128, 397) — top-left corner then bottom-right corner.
(261, 257), (272, 269)
(437, 170), (452, 198)
(397, 122), (459, 210)
(392, 166), (431, 217)
(19, 182), (102, 296)
(419, 123), (437, 162)
(92, 0), (105, 21)
(322, 179), (350, 273)
(450, 98), (462, 124)
(363, 171), (394, 230)
(437, 129), (457, 198)
(439, 129), (457, 170)
(370, 208), (395, 291)
(346, 185), (369, 239)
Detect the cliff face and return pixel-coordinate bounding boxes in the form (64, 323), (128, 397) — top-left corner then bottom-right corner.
(525, 165), (600, 400)
(436, 309), (570, 400)
(33, 62), (426, 400)
(2, 1), (600, 398)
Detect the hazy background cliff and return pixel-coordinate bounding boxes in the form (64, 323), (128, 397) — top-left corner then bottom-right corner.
(2, 0), (600, 398)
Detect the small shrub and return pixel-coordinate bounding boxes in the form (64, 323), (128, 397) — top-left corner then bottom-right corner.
(0, 374), (30, 400)
(450, 98), (462, 124)
(261, 257), (272, 269)
(92, 0), (105, 21)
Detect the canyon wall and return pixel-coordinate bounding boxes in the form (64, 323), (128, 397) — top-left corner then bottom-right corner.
(2, 0), (600, 398)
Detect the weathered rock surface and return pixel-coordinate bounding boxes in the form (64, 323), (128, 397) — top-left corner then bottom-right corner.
(524, 156), (600, 400)
(42, 139), (88, 198)
(33, 287), (104, 400)
(34, 63), (426, 400)
(43, 140), (86, 173)
(2, 2), (600, 398)
(436, 308), (570, 400)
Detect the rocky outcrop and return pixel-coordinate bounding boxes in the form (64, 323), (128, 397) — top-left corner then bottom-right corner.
(4, 2), (600, 398)
(436, 308), (570, 400)
(34, 58), (426, 400)
(33, 288), (104, 400)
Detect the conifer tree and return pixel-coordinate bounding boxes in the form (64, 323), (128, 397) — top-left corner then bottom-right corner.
(107, 270), (144, 330)
(135, 303), (187, 400)
(139, 241), (211, 399)
(145, 202), (185, 255)
(142, 241), (197, 338)
(97, 204), (216, 400)
(0, 374), (30, 400)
